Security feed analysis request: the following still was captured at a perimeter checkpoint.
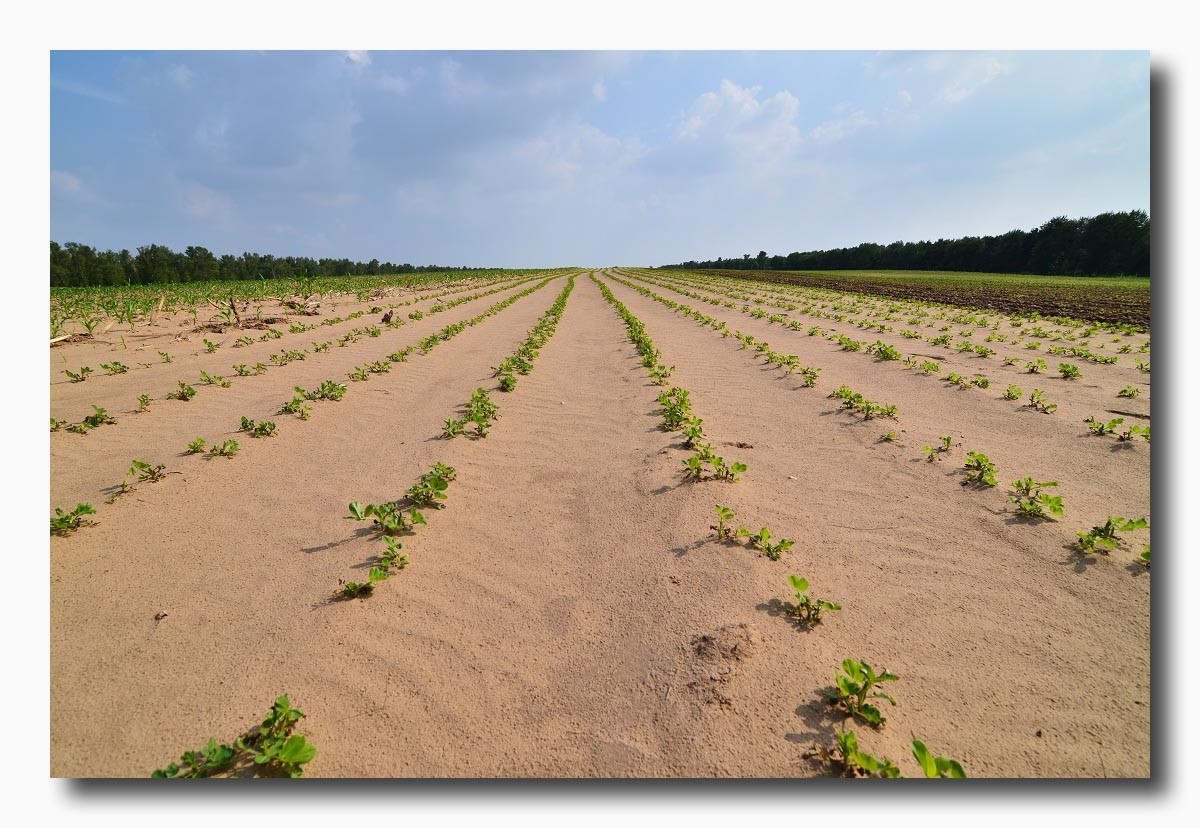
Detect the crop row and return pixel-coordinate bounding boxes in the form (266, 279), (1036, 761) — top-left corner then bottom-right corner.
(50, 268), (564, 335)
(637, 268), (1149, 389)
(108, 275), (588, 777)
(620, 269), (1148, 414)
(591, 274), (748, 482)
(55, 267), (529, 360)
(707, 488), (966, 775)
(644, 269), (1151, 383)
(51, 274), (558, 437)
(614, 270), (1151, 447)
(333, 275), (579, 600)
(599, 271), (1148, 573)
(641, 267), (1148, 341)
(52, 271), (552, 409)
(50, 276), (565, 534)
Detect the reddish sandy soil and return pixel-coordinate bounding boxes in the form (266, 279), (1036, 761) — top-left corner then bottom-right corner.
(49, 270), (1150, 778)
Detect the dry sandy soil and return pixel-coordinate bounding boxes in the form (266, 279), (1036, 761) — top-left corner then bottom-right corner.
(49, 269), (1150, 778)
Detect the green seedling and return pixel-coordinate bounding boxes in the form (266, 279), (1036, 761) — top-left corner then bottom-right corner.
(1002, 384), (1022, 401)
(100, 361), (129, 375)
(963, 451), (998, 486)
(923, 435), (953, 462)
(1058, 362), (1082, 379)
(186, 437), (207, 454)
(208, 439), (240, 458)
(113, 460), (165, 499)
(82, 405), (116, 429)
(168, 381), (197, 401)
(379, 536), (409, 570)
(152, 694), (316, 778)
(748, 527), (793, 561)
(785, 575), (842, 625)
(159, 351), (174, 363)
(442, 418), (465, 438)
(714, 458), (748, 482)
(499, 374), (518, 391)
(51, 503), (96, 535)
(296, 381), (347, 402)
(912, 740), (967, 778)
(711, 504), (738, 540)
(406, 467), (452, 508)
(1117, 386), (1140, 398)
(659, 387), (693, 430)
(1085, 416), (1124, 436)
(827, 658), (900, 727)
(1075, 516), (1149, 555)
(278, 396), (313, 420)
(1139, 544), (1150, 568)
(681, 417), (706, 448)
(203, 339), (219, 353)
(1025, 358), (1047, 374)
(1010, 478), (1064, 519)
(806, 730), (901, 778)
(128, 459), (167, 484)
(233, 364), (252, 377)
(868, 341), (901, 361)
(51, 417), (64, 432)
(971, 375), (990, 389)
(1118, 424), (1150, 443)
(64, 366), (93, 383)
(1026, 388), (1057, 414)
(879, 431), (898, 443)
(348, 502), (420, 536)
(334, 566), (390, 600)
(347, 366), (370, 382)
(199, 370), (231, 388)
(237, 417), (275, 437)
(137, 394), (151, 411)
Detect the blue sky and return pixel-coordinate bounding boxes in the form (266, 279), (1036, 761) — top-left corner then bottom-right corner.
(50, 50), (1149, 267)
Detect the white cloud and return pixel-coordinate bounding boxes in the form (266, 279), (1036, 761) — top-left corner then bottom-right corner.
(51, 170), (110, 206)
(809, 109), (875, 143)
(674, 80), (802, 176)
(179, 180), (234, 226)
(897, 89), (912, 106)
(592, 80), (607, 102)
(345, 51), (371, 68)
(166, 64), (195, 88)
(193, 115), (230, 151)
(438, 59), (487, 101)
(934, 56), (1013, 104)
(377, 73), (410, 94)
(51, 77), (125, 105)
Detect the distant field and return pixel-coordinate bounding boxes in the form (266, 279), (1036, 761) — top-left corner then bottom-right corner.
(678, 269), (1150, 328)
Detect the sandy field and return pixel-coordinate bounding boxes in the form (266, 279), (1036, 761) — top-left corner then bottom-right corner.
(49, 269), (1150, 778)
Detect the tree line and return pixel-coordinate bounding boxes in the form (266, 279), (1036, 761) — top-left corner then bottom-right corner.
(661, 211), (1150, 277)
(50, 242), (490, 287)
